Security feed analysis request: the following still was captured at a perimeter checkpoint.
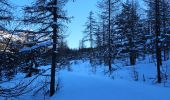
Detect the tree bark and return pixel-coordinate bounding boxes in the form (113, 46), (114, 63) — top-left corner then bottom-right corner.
(155, 0), (161, 83)
(130, 51), (136, 65)
(50, 0), (58, 96)
(108, 0), (112, 72)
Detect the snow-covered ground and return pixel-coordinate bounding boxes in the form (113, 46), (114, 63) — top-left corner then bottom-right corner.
(52, 60), (170, 100)
(1, 59), (170, 100)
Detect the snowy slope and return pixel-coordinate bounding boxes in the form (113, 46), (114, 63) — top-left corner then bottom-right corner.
(0, 31), (22, 42)
(0, 60), (170, 100)
(52, 71), (170, 100)
(51, 60), (170, 100)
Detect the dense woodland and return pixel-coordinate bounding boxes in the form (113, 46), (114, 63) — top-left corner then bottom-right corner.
(0, 0), (170, 99)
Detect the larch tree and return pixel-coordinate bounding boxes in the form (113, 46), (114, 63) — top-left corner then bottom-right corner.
(23, 0), (70, 96)
(83, 11), (97, 62)
(97, 0), (120, 73)
(0, 0), (12, 27)
(160, 0), (170, 61)
(145, 0), (170, 83)
(0, 0), (13, 52)
(115, 0), (145, 65)
(0, 0), (13, 80)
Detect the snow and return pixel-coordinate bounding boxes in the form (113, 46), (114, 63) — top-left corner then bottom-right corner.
(146, 39), (151, 45)
(0, 31), (23, 42)
(20, 40), (52, 52)
(53, 60), (170, 100)
(0, 60), (170, 100)
(53, 72), (170, 100)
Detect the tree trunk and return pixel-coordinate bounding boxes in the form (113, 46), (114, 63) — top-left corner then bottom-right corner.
(130, 51), (136, 65)
(108, 0), (112, 72)
(155, 0), (161, 83)
(50, 0), (58, 96)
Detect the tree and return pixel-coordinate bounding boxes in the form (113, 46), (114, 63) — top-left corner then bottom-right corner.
(0, 0), (12, 27)
(79, 38), (85, 49)
(160, 0), (170, 61)
(83, 11), (97, 49)
(145, 0), (169, 83)
(23, 0), (69, 96)
(95, 25), (103, 50)
(0, 0), (13, 80)
(83, 11), (97, 62)
(0, 0), (13, 53)
(115, 0), (145, 65)
(97, 0), (120, 73)
(147, 0), (170, 83)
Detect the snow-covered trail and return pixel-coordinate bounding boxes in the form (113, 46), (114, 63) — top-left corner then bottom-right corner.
(1, 60), (170, 100)
(52, 71), (170, 100)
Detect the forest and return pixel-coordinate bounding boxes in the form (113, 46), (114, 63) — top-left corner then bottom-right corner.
(0, 0), (170, 100)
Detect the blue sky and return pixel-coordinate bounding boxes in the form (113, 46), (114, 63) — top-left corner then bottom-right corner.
(12, 0), (145, 49)
(12, 0), (98, 49)
(65, 0), (99, 49)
